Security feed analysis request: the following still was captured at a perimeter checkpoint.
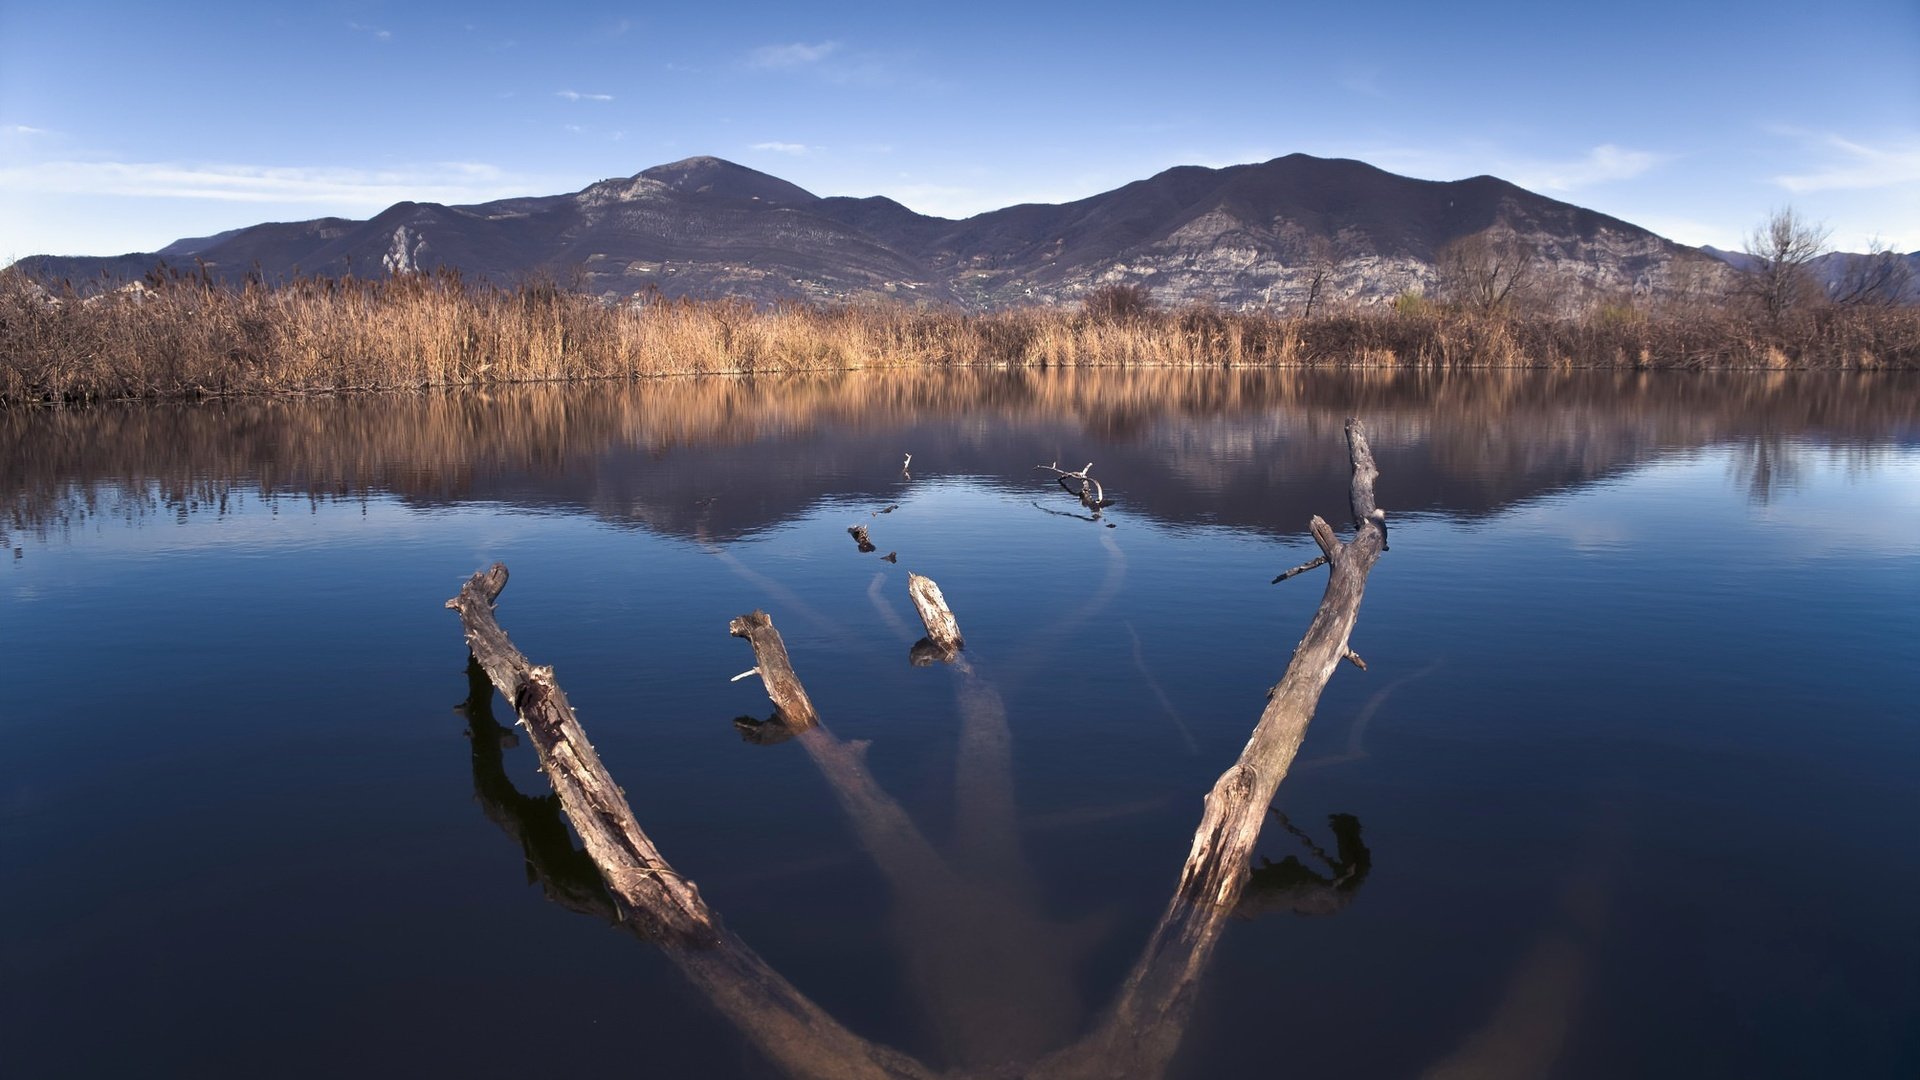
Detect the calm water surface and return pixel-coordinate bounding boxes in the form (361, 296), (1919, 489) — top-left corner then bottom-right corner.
(4, 369), (1918, 1077)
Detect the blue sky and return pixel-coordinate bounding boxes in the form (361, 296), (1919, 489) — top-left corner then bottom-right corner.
(2, 1), (1916, 263)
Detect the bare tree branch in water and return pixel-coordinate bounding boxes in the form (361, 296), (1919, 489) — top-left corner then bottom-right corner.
(444, 418), (1391, 1078)
(448, 566), (933, 1080)
(1036, 461), (1113, 513)
(1032, 417), (1389, 1080)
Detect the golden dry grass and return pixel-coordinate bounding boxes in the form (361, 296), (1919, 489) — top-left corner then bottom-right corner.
(3, 267), (1916, 404)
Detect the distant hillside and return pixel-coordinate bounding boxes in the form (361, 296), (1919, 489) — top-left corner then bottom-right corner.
(19, 153), (1732, 311)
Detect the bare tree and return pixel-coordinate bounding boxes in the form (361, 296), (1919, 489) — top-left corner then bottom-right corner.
(1301, 234), (1344, 319)
(1435, 232), (1535, 314)
(1828, 239), (1914, 308)
(1743, 206), (1830, 322)
(1082, 282), (1154, 321)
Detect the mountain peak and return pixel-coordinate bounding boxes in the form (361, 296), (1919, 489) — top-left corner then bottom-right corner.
(637, 156), (818, 205)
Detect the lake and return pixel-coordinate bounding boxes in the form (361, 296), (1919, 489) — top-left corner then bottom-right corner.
(4, 367), (1918, 1078)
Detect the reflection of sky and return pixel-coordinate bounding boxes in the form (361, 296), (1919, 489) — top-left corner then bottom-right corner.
(1499, 446), (1920, 562)
(6, 422), (1920, 1076)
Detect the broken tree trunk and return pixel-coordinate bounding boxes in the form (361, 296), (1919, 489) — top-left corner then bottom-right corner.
(447, 564), (717, 945)
(1178, 416), (1386, 907)
(448, 566), (932, 1080)
(1033, 416), (1391, 1080)
(907, 572), (964, 661)
(728, 607), (1086, 1065)
(727, 611), (822, 730)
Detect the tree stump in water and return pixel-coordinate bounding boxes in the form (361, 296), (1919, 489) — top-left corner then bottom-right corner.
(907, 572), (964, 663)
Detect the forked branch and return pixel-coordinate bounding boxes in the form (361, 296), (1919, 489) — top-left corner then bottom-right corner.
(1036, 461), (1112, 510)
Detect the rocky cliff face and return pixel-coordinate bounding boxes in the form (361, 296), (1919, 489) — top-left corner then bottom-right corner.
(19, 154), (1730, 310)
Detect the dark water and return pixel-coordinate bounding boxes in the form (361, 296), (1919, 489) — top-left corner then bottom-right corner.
(4, 369), (1918, 1078)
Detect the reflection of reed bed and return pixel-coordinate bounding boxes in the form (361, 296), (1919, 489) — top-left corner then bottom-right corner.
(5, 269), (1918, 403)
(6, 367), (1918, 535)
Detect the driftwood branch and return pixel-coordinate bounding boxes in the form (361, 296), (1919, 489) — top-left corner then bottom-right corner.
(907, 572), (964, 662)
(447, 564), (716, 945)
(727, 608), (1086, 1066)
(1271, 553), (1328, 583)
(1034, 416), (1391, 1080)
(448, 567), (930, 1080)
(1178, 417), (1387, 907)
(1036, 461), (1112, 511)
(727, 611), (822, 730)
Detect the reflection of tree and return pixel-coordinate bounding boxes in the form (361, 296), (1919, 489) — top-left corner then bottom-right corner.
(455, 656), (620, 922)
(1728, 434), (1806, 506)
(1235, 812), (1372, 920)
(10, 368), (1916, 542)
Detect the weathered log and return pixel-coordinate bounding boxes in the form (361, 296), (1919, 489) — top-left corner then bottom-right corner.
(728, 608), (1085, 1065)
(1032, 417), (1391, 1080)
(448, 565), (931, 1080)
(1177, 417), (1386, 908)
(447, 564), (716, 945)
(906, 572), (964, 658)
(728, 611), (822, 730)
(456, 653), (621, 923)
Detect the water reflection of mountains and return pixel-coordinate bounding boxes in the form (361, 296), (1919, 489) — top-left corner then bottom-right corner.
(6, 369), (1916, 538)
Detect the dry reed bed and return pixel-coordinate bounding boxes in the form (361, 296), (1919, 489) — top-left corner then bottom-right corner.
(3, 269), (1918, 404)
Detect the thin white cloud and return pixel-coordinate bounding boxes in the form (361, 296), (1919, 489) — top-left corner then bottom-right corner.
(1509, 144), (1665, 192)
(751, 141), (813, 156)
(556, 90), (614, 102)
(347, 21), (392, 42)
(5, 124), (48, 136)
(1776, 133), (1920, 193)
(0, 160), (547, 208)
(747, 41), (839, 69)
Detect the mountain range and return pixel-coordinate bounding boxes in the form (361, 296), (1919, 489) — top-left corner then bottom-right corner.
(20, 153), (1742, 310)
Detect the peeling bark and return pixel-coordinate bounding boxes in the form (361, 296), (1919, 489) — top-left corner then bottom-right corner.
(907, 572), (964, 660)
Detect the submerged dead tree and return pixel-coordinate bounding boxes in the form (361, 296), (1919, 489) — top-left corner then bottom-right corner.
(730, 602), (1086, 1066)
(448, 566), (931, 1080)
(1181, 416), (1385, 904)
(907, 571), (965, 663)
(444, 417), (1390, 1079)
(1036, 461), (1113, 513)
(1034, 416), (1390, 1079)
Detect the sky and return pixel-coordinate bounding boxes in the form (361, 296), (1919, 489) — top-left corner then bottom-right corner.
(2, 1), (1917, 264)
